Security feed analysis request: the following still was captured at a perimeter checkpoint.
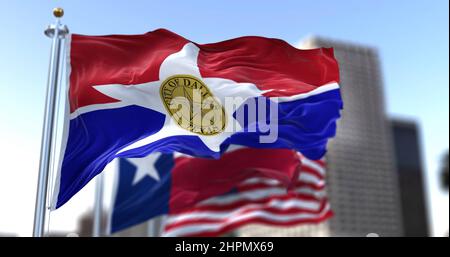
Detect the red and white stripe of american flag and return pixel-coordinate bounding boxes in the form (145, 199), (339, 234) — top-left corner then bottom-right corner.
(162, 155), (332, 237)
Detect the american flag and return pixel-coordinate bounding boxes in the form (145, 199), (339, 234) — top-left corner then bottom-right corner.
(162, 155), (331, 237)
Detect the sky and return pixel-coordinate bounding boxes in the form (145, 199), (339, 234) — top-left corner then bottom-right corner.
(0, 0), (448, 236)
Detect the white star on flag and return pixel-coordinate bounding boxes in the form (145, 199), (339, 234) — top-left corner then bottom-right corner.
(91, 43), (267, 154)
(127, 153), (162, 185)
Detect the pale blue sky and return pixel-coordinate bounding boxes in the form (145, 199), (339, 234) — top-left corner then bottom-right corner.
(0, 0), (448, 236)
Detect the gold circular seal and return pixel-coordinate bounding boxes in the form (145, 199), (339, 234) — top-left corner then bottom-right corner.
(160, 75), (226, 136)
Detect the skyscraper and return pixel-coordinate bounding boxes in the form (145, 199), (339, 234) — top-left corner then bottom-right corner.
(391, 119), (429, 236)
(238, 37), (404, 237)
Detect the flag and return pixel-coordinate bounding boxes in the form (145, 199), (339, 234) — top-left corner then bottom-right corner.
(163, 155), (330, 237)
(109, 147), (331, 235)
(53, 29), (342, 208)
(109, 147), (302, 233)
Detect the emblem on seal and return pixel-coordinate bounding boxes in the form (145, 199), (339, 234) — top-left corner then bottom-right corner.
(160, 75), (226, 135)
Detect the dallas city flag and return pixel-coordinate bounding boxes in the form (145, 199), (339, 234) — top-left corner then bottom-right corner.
(110, 148), (330, 236)
(52, 29), (342, 209)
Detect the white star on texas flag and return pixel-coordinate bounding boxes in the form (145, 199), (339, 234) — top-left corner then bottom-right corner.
(127, 153), (161, 185)
(92, 43), (267, 154)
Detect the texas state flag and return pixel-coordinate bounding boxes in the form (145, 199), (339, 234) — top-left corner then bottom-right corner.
(52, 29), (342, 209)
(110, 147), (303, 233)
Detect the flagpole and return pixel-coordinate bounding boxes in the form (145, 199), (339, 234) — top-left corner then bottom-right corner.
(33, 8), (69, 237)
(148, 217), (164, 237)
(147, 219), (155, 237)
(93, 173), (105, 237)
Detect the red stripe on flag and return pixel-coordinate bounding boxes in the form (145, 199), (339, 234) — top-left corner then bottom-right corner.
(236, 181), (325, 193)
(174, 211), (334, 237)
(170, 193), (326, 215)
(164, 200), (332, 237)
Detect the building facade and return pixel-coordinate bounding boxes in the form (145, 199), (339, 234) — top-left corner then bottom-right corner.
(391, 119), (429, 236)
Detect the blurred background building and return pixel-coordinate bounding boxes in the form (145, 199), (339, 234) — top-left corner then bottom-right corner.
(76, 210), (163, 237)
(441, 152), (449, 190)
(77, 210), (108, 237)
(391, 119), (429, 236)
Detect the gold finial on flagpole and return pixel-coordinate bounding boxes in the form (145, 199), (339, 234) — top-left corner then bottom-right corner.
(53, 7), (64, 18)
(34, 6), (68, 236)
(44, 7), (69, 38)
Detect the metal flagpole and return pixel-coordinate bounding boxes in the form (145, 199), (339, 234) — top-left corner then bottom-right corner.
(158, 216), (166, 236)
(93, 173), (105, 237)
(33, 7), (69, 237)
(148, 216), (164, 237)
(147, 219), (155, 237)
